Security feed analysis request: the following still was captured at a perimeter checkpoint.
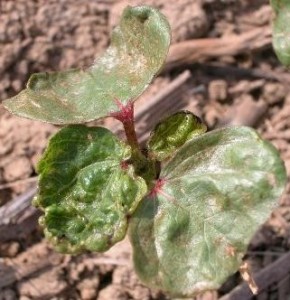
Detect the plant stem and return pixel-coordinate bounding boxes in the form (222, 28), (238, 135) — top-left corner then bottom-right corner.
(123, 119), (141, 153)
(111, 100), (143, 157)
(125, 124), (156, 186)
(111, 100), (156, 184)
(122, 116), (149, 173)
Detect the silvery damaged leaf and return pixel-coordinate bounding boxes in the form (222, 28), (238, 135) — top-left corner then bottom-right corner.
(130, 126), (286, 297)
(3, 6), (170, 124)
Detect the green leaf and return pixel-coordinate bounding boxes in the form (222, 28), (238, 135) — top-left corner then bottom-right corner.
(271, 0), (290, 66)
(148, 111), (207, 161)
(3, 6), (171, 124)
(129, 127), (286, 297)
(33, 125), (147, 253)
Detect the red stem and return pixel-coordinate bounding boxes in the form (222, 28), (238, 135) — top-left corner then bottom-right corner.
(110, 99), (156, 184)
(123, 119), (140, 151)
(110, 99), (141, 152)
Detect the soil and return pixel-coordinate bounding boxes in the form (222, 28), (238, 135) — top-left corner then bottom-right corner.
(1, 0), (290, 299)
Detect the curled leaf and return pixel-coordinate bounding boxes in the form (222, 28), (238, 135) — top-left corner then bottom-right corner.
(129, 126), (286, 297)
(3, 6), (171, 124)
(148, 111), (206, 161)
(34, 125), (147, 253)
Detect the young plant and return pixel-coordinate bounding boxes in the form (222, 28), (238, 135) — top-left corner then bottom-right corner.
(3, 5), (287, 298)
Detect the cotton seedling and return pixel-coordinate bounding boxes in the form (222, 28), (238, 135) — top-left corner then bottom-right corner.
(3, 5), (286, 297)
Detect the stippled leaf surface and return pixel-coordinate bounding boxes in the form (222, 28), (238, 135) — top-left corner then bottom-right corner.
(271, 0), (290, 66)
(34, 125), (147, 253)
(3, 6), (171, 124)
(129, 127), (286, 297)
(148, 111), (206, 161)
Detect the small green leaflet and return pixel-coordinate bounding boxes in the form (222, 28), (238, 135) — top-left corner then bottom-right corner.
(271, 0), (290, 66)
(129, 126), (286, 297)
(33, 125), (147, 253)
(3, 6), (171, 124)
(148, 111), (207, 161)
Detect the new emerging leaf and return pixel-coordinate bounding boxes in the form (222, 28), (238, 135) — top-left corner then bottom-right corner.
(3, 6), (171, 124)
(148, 111), (207, 161)
(34, 125), (147, 253)
(130, 126), (286, 297)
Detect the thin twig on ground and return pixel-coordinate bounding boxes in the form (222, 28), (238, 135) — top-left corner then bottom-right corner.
(0, 177), (38, 190)
(220, 251), (290, 300)
(165, 26), (271, 71)
(0, 187), (37, 225)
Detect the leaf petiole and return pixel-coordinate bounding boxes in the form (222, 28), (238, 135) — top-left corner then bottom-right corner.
(111, 100), (156, 185)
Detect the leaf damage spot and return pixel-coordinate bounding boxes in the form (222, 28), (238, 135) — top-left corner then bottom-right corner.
(87, 133), (93, 141)
(267, 173), (277, 187)
(120, 160), (129, 170)
(225, 244), (236, 257)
